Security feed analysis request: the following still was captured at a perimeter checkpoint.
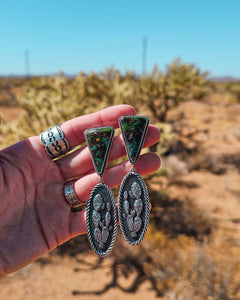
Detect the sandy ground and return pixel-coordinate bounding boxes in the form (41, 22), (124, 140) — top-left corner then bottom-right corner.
(167, 97), (240, 234)
(0, 251), (159, 300)
(0, 106), (25, 123)
(1, 94), (240, 299)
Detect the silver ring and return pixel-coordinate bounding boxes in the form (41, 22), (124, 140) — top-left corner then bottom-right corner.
(64, 180), (85, 211)
(40, 125), (70, 158)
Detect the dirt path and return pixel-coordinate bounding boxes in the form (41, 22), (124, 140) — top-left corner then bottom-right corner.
(0, 106), (25, 123)
(167, 97), (240, 233)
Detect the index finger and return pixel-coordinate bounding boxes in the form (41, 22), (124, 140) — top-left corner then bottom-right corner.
(60, 104), (136, 148)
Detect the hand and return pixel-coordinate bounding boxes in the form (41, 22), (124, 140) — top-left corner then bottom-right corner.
(0, 105), (160, 275)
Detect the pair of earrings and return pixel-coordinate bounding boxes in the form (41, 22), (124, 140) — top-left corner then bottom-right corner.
(84, 115), (150, 256)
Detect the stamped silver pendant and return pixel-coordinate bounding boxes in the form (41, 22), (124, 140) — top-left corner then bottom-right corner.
(118, 171), (150, 245)
(86, 183), (117, 256)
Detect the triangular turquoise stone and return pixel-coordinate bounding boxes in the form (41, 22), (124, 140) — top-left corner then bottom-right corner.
(85, 127), (114, 176)
(119, 116), (149, 164)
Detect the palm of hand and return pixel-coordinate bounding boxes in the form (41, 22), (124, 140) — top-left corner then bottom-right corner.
(0, 105), (161, 275)
(0, 140), (70, 274)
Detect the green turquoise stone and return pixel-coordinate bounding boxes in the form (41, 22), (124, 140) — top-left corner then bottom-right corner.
(119, 116), (149, 164)
(85, 127), (114, 176)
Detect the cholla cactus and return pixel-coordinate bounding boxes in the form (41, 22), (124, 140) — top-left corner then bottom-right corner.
(137, 59), (211, 122)
(0, 61), (211, 149)
(0, 74), (104, 147)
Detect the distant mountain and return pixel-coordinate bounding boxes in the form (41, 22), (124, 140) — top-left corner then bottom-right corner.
(207, 76), (240, 82)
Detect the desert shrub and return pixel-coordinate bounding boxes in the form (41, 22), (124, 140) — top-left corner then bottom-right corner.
(225, 82), (240, 102)
(144, 228), (240, 299)
(0, 70), (139, 147)
(66, 227), (240, 299)
(150, 192), (212, 238)
(137, 59), (211, 122)
(0, 60), (211, 148)
(0, 74), (106, 147)
(78, 68), (136, 106)
(187, 152), (227, 175)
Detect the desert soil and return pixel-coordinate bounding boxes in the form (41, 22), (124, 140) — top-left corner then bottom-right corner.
(1, 94), (240, 299)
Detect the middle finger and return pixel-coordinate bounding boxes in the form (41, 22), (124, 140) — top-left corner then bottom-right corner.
(57, 125), (160, 180)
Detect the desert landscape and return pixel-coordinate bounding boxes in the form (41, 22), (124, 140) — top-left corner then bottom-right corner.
(1, 67), (240, 299)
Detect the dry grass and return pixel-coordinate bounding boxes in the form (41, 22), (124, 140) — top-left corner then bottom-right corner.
(144, 228), (240, 299)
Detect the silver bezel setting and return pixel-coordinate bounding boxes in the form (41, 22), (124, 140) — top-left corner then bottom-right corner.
(84, 126), (115, 176)
(119, 115), (149, 165)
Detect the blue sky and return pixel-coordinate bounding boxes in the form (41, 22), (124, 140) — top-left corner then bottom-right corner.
(0, 0), (240, 77)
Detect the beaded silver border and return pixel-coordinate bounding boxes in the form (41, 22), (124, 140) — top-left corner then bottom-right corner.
(86, 182), (117, 256)
(118, 171), (150, 245)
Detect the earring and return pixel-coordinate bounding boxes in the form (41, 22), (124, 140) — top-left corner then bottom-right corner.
(84, 127), (117, 256)
(118, 116), (150, 245)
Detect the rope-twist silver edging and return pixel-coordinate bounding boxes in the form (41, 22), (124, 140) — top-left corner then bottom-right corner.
(86, 182), (117, 256)
(118, 170), (150, 246)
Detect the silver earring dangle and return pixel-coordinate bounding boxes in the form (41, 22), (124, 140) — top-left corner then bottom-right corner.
(84, 127), (117, 256)
(118, 116), (150, 245)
